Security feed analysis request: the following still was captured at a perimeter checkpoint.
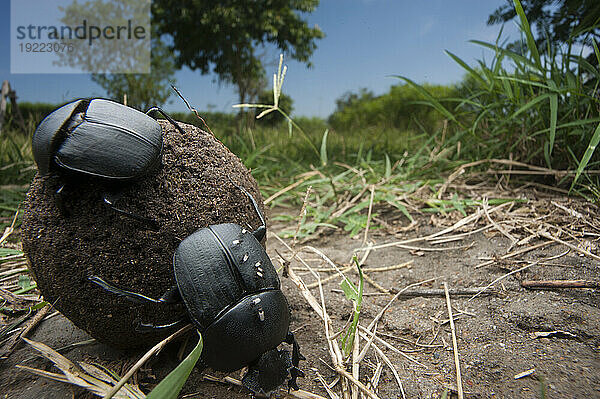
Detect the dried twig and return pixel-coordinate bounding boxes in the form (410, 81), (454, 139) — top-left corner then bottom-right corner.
(521, 280), (600, 289)
(539, 231), (600, 262)
(444, 282), (463, 399)
(369, 342), (406, 399)
(474, 241), (552, 269)
(362, 185), (375, 246)
(357, 326), (427, 368)
(1, 304), (49, 357)
(264, 171), (321, 205)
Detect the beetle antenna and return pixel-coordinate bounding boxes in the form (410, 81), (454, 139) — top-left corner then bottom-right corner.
(103, 192), (160, 231)
(228, 177), (266, 242)
(171, 85), (215, 136)
(146, 106), (186, 136)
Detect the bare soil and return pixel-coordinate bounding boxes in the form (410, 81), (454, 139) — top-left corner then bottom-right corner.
(2, 200), (599, 399)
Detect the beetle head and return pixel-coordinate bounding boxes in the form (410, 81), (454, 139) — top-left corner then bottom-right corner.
(32, 99), (87, 176)
(241, 348), (292, 397)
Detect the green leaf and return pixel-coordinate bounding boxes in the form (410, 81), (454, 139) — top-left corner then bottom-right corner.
(146, 332), (203, 399)
(340, 279), (358, 301)
(13, 282), (37, 295)
(512, 0), (542, 70)
(508, 93), (551, 120)
(340, 256), (363, 356)
(0, 248), (23, 257)
(571, 122), (600, 190)
(547, 86), (558, 166)
(18, 275), (32, 290)
(320, 129), (329, 166)
(384, 154), (391, 178)
(445, 50), (488, 87)
(470, 40), (536, 70)
(387, 200), (414, 222)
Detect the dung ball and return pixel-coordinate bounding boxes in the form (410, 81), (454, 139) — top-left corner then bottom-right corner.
(21, 121), (266, 349)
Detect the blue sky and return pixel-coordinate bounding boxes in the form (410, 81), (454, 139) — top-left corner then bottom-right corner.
(0, 0), (520, 117)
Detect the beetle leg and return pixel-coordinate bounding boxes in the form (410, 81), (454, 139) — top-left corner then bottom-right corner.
(103, 192), (159, 231)
(228, 177), (267, 242)
(89, 276), (180, 305)
(158, 284), (183, 304)
(285, 331), (305, 391)
(136, 318), (187, 333)
(145, 106), (186, 136)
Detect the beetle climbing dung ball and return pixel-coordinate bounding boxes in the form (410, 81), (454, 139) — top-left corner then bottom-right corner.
(89, 184), (304, 394)
(21, 119), (270, 349)
(32, 98), (168, 179)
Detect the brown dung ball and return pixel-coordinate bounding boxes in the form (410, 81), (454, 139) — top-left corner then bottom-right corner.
(21, 121), (266, 349)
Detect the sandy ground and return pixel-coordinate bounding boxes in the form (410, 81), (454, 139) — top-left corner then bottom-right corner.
(1, 204), (600, 399)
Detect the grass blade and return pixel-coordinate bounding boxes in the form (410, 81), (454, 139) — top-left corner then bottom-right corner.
(146, 332), (203, 399)
(341, 256), (364, 356)
(547, 88), (558, 166)
(571, 122), (600, 190)
(512, 0), (542, 70)
(393, 76), (462, 127)
(320, 129), (329, 166)
(445, 50), (488, 87)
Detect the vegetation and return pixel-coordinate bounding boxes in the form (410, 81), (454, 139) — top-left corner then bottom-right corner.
(56, 0), (176, 110)
(91, 33), (177, 111)
(152, 0), (324, 108)
(328, 84), (456, 144)
(397, 0), (600, 192)
(488, 0), (600, 55)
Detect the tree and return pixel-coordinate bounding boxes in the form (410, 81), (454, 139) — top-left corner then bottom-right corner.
(488, 0), (600, 51)
(56, 0), (176, 110)
(91, 35), (177, 110)
(152, 0), (324, 108)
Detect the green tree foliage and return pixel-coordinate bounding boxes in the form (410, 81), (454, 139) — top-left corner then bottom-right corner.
(488, 0), (600, 52)
(328, 84), (456, 133)
(91, 36), (177, 110)
(57, 0), (151, 73)
(152, 0), (324, 106)
(256, 90), (294, 125)
(57, 0), (175, 110)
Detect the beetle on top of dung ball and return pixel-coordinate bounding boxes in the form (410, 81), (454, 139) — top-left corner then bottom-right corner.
(32, 97), (184, 229)
(26, 99), (305, 396)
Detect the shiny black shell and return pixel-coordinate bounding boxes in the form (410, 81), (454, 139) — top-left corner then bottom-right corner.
(32, 98), (163, 180)
(173, 223), (289, 371)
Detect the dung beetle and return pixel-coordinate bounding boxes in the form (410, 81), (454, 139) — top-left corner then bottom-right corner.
(89, 180), (304, 396)
(32, 98), (185, 229)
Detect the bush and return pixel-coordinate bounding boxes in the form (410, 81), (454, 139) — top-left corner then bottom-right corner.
(328, 84), (456, 134)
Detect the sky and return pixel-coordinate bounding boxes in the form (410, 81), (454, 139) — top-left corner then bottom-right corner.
(0, 0), (521, 118)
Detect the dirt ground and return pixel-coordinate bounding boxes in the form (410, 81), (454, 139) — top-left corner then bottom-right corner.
(1, 199), (600, 399)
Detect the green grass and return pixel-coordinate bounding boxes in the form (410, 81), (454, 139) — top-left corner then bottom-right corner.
(396, 0), (600, 193)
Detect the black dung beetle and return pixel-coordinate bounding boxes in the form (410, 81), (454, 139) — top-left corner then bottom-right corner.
(32, 98), (185, 229)
(89, 180), (304, 396)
